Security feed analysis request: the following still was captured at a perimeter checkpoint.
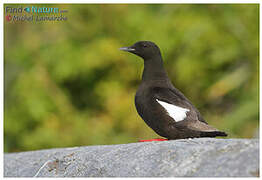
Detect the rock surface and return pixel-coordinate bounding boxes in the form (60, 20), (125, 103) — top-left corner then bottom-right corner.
(4, 138), (259, 177)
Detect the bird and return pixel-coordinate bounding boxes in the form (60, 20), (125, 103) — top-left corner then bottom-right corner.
(120, 41), (227, 141)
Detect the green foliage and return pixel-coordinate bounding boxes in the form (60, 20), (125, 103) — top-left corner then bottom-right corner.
(4, 4), (259, 152)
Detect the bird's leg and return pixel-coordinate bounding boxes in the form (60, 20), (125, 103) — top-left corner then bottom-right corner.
(139, 138), (168, 142)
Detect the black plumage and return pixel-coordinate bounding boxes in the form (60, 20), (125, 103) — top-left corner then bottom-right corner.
(120, 41), (227, 140)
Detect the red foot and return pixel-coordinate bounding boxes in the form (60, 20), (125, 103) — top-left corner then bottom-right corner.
(139, 138), (168, 142)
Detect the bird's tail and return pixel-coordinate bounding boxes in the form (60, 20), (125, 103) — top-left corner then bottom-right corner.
(200, 131), (228, 138)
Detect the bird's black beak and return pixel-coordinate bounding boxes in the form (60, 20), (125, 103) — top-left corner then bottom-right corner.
(119, 46), (136, 52)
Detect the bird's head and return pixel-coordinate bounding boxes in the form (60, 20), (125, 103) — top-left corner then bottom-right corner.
(120, 41), (161, 60)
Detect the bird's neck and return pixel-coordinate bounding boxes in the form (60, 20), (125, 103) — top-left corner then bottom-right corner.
(142, 56), (169, 82)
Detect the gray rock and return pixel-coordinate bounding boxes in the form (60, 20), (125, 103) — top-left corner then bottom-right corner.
(4, 138), (259, 177)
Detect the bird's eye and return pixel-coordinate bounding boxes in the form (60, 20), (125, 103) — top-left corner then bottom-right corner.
(143, 44), (147, 48)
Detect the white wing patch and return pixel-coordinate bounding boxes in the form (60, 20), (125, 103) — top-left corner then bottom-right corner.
(156, 99), (190, 122)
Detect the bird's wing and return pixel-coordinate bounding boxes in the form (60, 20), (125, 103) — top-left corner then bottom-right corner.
(153, 87), (205, 124)
(153, 87), (221, 133)
(186, 119), (219, 132)
(168, 87), (208, 124)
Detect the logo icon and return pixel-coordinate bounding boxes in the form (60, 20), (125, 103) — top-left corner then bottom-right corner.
(24, 7), (30, 13)
(6, 15), (12, 21)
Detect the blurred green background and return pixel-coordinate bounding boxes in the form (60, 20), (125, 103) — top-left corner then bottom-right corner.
(4, 4), (259, 152)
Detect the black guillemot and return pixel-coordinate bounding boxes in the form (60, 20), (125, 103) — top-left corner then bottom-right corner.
(120, 41), (227, 141)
